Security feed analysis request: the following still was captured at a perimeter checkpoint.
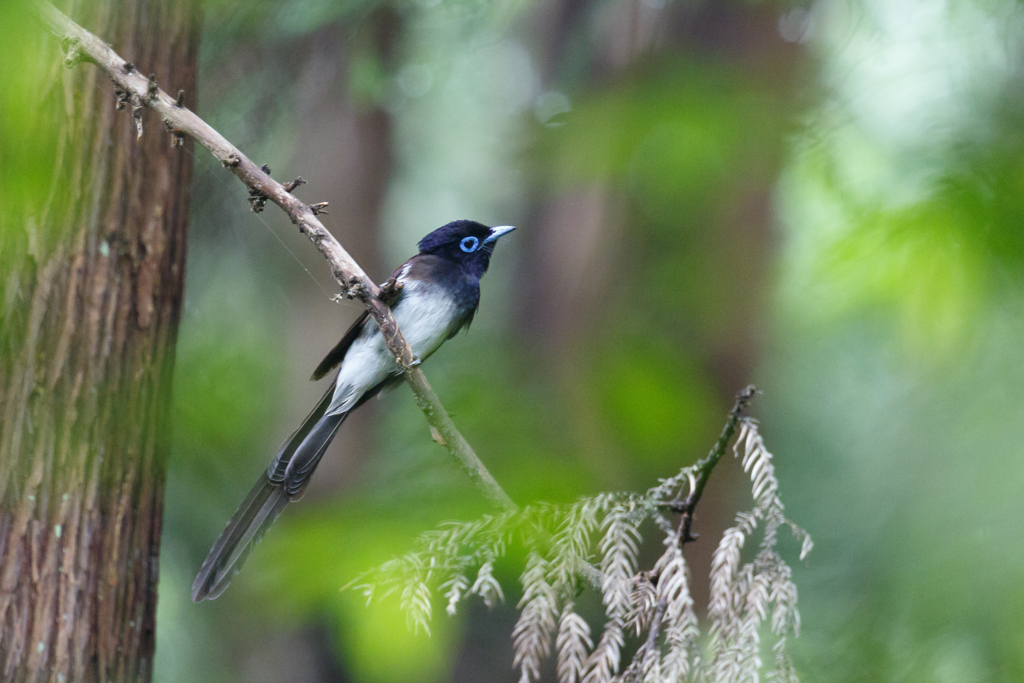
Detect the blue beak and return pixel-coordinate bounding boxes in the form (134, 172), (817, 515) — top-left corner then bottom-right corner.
(484, 225), (516, 243)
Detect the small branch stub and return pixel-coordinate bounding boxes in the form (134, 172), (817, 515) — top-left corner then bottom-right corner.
(164, 120), (185, 148)
(248, 164), (272, 212)
(344, 277), (368, 301)
(283, 177), (306, 193)
(309, 202), (329, 215)
(130, 93), (143, 138)
(113, 83), (130, 110)
(248, 193), (267, 213)
(60, 37), (86, 67)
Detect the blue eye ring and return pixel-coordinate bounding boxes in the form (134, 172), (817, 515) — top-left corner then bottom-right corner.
(460, 236), (480, 253)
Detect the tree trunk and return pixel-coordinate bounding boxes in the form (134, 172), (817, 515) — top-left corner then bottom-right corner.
(0, 1), (199, 681)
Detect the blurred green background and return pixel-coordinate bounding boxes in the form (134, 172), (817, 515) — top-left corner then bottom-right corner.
(28, 0), (1016, 680)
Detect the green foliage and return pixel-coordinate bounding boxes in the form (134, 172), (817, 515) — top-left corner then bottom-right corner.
(260, 509), (461, 683)
(536, 62), (789, 219)
(350, 418), (810, 683)
(173, 257), (284, 452)
(778, 0), (1024, 358)
(0, 1), (59, 216)
(597, 345), (721, 466)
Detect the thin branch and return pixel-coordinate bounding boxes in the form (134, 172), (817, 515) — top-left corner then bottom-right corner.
(676, 384), (757, 546)
(640, 385), (758, 666)
(35, 1), (516, 513)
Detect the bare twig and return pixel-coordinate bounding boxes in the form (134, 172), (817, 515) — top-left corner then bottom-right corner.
(283, 177), (306, 193)
(35, 1), (516, 513)
(640, 385), (758, 665)
(675, 384), (757, 545)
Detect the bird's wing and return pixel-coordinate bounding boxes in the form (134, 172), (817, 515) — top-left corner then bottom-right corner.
(310, 262), (414, 381)
(310, 310), (370, 380)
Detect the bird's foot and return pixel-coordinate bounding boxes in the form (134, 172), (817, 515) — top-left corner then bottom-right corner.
(379, 276), (404, 306)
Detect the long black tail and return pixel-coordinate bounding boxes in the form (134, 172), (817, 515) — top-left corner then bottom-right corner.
(192, 386), (348, 602)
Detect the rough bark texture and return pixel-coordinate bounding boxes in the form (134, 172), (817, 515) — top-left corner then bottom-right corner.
(0, 0), (198, 681)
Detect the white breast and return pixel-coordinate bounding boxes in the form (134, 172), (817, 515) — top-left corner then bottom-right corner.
(393, 280), (459, 358)
(327, 280), (457, 415)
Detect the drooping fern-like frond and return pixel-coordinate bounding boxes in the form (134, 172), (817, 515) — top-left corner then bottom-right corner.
(515, 551), (559, 683)
(349, 391), (811, 683)
(706, 418), (812, 683)
(470, 559), (504, 609)
(584, 501), (643, 683)
(655, 532), (700, 682)
(557, 602), (593, 683)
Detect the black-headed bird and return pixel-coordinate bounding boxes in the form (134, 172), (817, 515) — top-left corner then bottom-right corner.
(192, 220), (515, 601)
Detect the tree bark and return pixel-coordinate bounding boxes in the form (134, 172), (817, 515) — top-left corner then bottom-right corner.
(0, 0), (199, 681)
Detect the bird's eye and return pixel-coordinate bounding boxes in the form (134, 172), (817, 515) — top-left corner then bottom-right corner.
(460, 236), (479, 253)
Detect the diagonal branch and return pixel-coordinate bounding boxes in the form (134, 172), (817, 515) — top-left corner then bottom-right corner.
(641, 385), (758, 663)
(35, 1), (516, 513)
(675, 384), (758, 546)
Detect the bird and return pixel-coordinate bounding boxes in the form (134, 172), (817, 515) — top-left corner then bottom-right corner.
(192, 220), (515, 602)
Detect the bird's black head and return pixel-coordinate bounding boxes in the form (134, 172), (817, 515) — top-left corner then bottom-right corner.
(417, 220), (515, 278)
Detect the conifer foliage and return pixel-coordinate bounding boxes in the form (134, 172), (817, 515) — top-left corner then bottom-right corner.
(353, 393), (811, 683)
